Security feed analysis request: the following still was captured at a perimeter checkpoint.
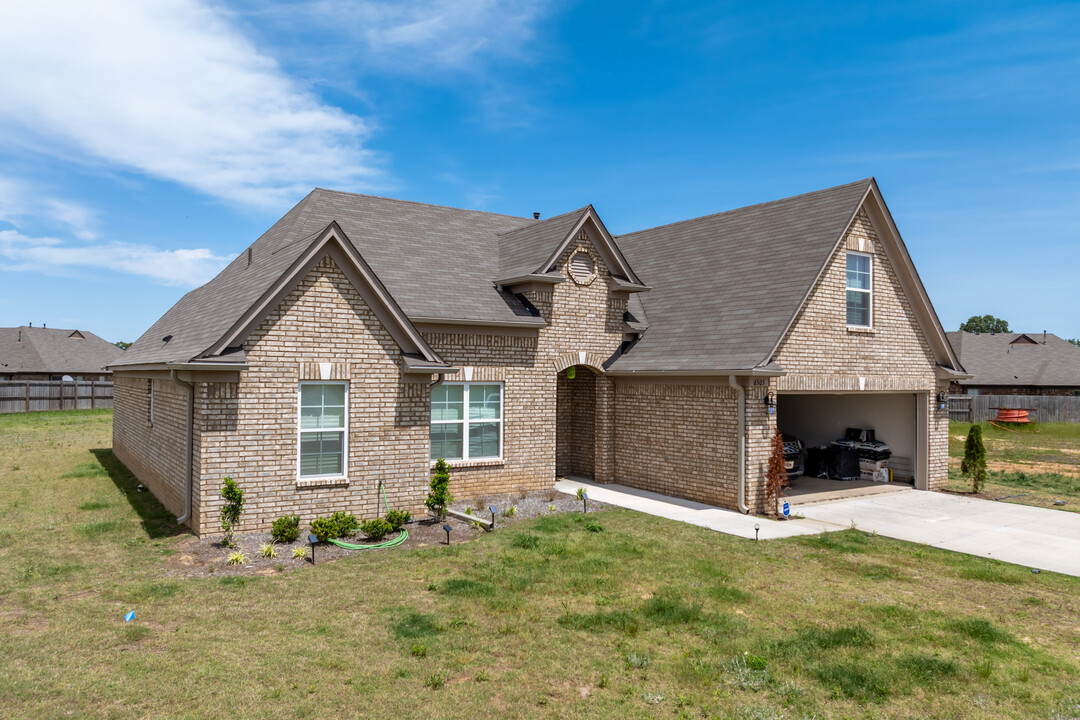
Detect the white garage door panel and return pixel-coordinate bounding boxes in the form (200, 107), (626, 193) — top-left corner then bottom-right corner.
(777, 393), (915, 462)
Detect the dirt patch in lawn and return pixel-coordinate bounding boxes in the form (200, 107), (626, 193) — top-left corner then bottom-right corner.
(166, 489), (603, 578)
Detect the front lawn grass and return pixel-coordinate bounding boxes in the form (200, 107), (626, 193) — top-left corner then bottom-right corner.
(949, 421), (1080, 512)
(2, 409), (1079, 719)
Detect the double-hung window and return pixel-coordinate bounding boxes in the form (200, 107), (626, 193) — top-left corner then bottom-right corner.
(845, 252), (872, 327)
(430, 383), (502, 461)
(298, 382), (348, 479)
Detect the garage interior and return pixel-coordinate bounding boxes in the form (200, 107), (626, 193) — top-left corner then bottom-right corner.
(776, 393), (919, 505)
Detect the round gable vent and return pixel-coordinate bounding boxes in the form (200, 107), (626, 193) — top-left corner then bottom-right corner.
(568, 249), (597, 285)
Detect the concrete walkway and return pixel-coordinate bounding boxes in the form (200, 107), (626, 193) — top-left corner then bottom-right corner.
(554, 478), (838, 540)
(556, 478), (1080, 577)
(797, 490), (1080, 577)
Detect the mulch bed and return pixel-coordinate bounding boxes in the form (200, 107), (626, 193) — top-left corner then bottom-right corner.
(167, 488), (604, 578)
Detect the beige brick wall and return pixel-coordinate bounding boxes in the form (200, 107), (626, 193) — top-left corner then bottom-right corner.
(423, 225), (626, 503)
(112, 375), (190, 518)
(614, 381), (740, 507)
(193, 256), (430, 535)
(766, 207), (950, 496)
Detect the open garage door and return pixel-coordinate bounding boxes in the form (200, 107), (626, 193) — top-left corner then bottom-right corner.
(777, 393), (921, 503)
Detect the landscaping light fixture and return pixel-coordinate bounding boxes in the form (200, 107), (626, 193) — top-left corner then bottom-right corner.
(443, 523), (452, 545)
(936, 391), (947, 410)
(581, 491), (589, 514)
(754, 523), (760, 541)
(764, 392), (776, 414)
(490, 505), (497, 528)
(308, 533), (318, 564)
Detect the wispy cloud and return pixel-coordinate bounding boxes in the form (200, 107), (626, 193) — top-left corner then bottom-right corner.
(0, 229), (231, 287)
(0, 1), (379, 208)
(256, 0), (554, 75)
(0, 175), (100, 241)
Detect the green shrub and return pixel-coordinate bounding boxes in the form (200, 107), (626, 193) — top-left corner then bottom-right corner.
(385, 509), (411, 530)
(961, 425), (987, 492)
(271, 515), (300, 543)
(309, 517), (336, 543)
(426, 459), (453, 519)
(220, 477), (244, 547)
(361, 517), (393, 541)
(329, 511), (359, 537)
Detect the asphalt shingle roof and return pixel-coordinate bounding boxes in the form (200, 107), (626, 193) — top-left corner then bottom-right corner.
(946, 331), (1080, 387)
(610, 179), (873, 372)
(118, 191), (545, 366)
(0, 326), (124, 375)
(496, 207), (590, 280)
(118, 179), (879, 373)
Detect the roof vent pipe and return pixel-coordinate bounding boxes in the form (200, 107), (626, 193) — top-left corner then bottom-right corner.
(533, 212), (540, 220)
(1043, 330), (1047, 344)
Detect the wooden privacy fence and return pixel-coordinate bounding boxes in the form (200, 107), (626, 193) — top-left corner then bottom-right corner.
(948, 394), (1080, 424)
(0, 380), (114, 414)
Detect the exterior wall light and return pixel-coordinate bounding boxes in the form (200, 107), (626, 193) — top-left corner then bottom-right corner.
(936, 391), (947, 410)
(764, 392), (776, 414)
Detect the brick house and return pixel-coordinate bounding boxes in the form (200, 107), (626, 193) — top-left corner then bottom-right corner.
(946, 331), (1080, 396)
(111, 178), (965, 535)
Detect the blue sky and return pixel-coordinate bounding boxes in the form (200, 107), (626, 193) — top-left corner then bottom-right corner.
(1, 1), (1077, 343)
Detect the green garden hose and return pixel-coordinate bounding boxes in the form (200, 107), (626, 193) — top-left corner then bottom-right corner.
(328, 528), (407, 550)
(327, 481), (408, 550)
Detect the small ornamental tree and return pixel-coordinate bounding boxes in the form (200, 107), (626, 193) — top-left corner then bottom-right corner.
(961, 425), (987, 493)
(426, 459), (453, 520)
(220, 477), (245, 547)
(765, 432), (790, 517)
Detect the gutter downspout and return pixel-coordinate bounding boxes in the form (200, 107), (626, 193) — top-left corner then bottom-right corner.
(171, 369), (195, 527)
(729, 375), (749, 514)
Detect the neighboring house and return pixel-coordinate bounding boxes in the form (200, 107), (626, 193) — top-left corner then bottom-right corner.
(0, 325), (124, 381)
(111, 178), (965, 535)
(946, 331), (1080, 396)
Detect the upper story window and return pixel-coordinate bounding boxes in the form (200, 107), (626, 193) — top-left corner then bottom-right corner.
(430, 383), (503, 461)
(846, 252), (872, 327)
(298, 382), (348, 479)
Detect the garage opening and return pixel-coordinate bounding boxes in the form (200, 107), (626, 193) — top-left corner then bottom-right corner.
(776, 393), (918, 505)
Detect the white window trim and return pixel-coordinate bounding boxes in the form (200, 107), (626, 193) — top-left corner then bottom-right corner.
(845, 250), (873, 329)
(296, 381), (349, 482)
(430, 382), (504, 463)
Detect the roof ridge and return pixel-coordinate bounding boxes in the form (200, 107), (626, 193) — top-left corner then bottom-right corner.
(311, 187), (532, 222)
(495, 205), (589, 237)
(617, 178), (873, 239)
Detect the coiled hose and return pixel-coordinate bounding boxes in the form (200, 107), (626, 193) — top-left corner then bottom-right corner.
(327, 481), (408, 550)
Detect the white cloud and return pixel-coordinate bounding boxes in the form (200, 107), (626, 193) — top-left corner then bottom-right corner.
(0, 229), (231, 287)
(0, 175), (100, 240)
(0, 0), (377, 208)
(257, 0), (552, 74)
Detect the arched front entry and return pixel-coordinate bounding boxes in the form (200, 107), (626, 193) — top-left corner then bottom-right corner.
(556, 365), (599, 479)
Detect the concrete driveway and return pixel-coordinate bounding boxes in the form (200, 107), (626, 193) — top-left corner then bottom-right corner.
(797, 490), (1080, 577)
(557, 479), (1080, 577)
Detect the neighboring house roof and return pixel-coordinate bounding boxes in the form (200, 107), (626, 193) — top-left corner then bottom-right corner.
(610, 179), (876, 373)
(946, 331), (1080, 387)
(0, 326), (124, 375)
